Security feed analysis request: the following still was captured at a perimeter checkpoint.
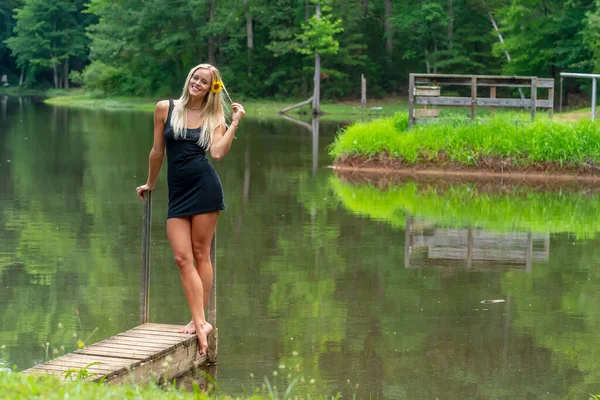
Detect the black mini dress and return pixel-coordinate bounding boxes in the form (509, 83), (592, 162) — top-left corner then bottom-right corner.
(164, 100), (225, 219)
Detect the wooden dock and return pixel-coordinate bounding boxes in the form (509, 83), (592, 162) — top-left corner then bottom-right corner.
(23, 323), (212, 384)
(22, 192), (218, 383)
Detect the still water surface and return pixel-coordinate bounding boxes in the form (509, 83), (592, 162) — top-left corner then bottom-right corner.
(1, 96), (600, 399)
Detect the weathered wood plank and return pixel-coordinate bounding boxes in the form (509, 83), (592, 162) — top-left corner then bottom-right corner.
(414, 109), (440, 118)
(51, 353), (131, 365)
(83, 344), (159, 356)
(107, 335), (180, 347)
(75, 348), (148, 360)
(136, 323), (187, 332)
(414, 86), (440, 97)
(117, 332), (186, 343)
(130, 329), (192, 339)
(416, 97), (471, 106)
(98, 339), (170, 350)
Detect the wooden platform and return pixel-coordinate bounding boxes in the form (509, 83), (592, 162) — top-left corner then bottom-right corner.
(22, 323), (210, 384)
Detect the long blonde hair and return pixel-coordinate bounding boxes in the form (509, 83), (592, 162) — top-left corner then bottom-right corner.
(171, 64), (232, 149)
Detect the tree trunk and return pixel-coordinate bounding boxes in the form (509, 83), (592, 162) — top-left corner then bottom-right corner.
(244, 0), (253, 76)
(64, 58), (69, 89)
(424, 47), (431, 74)
(19, 65), (25, 86)
(448, 0), (453, 51)
(305, 0), (310, 22)
(52, 57), (58, 89)
(433, 40), (438, 73)
(384, 0), (393, 55)
(362, 0), (368, 16)
(208, 0), (216, 65)
(312, 4), (322, 115)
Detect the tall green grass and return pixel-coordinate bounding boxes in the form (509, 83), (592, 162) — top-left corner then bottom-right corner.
(329, 113), (600, 168)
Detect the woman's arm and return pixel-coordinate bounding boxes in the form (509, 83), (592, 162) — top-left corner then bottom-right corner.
(136, 101), (168, 200)
(210, 102), (245, 160)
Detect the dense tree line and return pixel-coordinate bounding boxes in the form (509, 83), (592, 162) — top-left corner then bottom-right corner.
(2, 0), (600, 100)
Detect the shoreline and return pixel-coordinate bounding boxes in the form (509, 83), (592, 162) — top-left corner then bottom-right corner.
(331, 158), (600, 184)
(32, 91), (406, 120)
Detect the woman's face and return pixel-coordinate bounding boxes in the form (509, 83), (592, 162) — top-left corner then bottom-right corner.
(188, 68), (212, 98)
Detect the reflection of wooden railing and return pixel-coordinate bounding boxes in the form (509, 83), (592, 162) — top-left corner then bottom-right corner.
(405, 215), (549, 272)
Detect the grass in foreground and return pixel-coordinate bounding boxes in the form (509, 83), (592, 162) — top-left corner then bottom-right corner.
(0, 371), (344, 400)
(329, 113), (600, 170)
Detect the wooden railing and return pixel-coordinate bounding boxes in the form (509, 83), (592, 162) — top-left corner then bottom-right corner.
(408, 73), (555, 127)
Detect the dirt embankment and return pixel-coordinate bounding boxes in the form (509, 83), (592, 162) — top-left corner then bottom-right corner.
(332, 154), (600, 185)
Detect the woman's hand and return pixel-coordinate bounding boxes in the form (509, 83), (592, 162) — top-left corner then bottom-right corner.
(136, 184), (153, 201)
(231, 103), (246, 124)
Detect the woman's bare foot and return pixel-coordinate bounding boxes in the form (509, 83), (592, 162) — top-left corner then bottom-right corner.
(196, 322), (213, 357)
(178, 320), (196, 334)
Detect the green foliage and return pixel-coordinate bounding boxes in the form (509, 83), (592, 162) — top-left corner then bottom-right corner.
(330, 113), (600, 168)
(4, 0), (90, 87)
(3, 0), (600, 99)
(295, 6), (343, 56)
(81, 61), (127, 95)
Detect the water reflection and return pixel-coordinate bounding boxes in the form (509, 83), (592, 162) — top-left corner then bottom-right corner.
(405, 215), (550, 271)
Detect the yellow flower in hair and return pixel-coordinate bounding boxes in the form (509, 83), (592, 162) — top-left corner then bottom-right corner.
(211, 80), (223, 94)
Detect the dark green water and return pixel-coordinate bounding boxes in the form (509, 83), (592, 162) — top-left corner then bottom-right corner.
(1, 96), (600, 399)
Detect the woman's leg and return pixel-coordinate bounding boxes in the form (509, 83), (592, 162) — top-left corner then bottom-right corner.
(167, 217), (212, 357)
(191, 211), (219, 313)
(179, 211), (219, 334)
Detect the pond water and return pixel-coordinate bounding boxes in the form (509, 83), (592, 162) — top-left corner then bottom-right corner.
(1, 96), (600, 399)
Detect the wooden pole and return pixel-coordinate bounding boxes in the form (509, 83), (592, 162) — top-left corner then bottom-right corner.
(408, 74), (415, 128)
(559, 77), (563, 113)
(530, 78), (537, 121)
(471, 76), (477, 121)
(140, 191), (152, 324)
(361, 74), (367, 109)
(548, 84), (554, 118)
(312, 4), (322, 115)
(490, 86), (496, 116)
(207, 232), (218, 363)
(404, 214), (412, 268)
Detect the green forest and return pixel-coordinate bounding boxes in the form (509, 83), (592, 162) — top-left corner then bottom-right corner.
(1, 0), (599, 100)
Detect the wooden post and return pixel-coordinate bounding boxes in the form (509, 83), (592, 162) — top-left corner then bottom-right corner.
(559, 77), (563, 113)
(525, 232), (532, 273)
(404, 214), (412, 268)
(207, 233), (218, 363)
(490, 86), (496, 116)
(360, 74), (367, 109)
(466, 226), (473, 269)
(471, 76), (477, 120)
(548, 84), (554, 118)
(530, 78), (537, 121)
(140, 191), (152, 324)
(408, 74), (415, 128)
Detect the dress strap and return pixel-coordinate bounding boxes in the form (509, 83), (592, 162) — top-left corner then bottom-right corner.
(166, 100), (174, 127)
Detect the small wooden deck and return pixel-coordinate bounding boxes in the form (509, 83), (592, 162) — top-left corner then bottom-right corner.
(23, 323), (210, 383)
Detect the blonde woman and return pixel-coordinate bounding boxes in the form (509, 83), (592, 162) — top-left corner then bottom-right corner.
(136, 64), (245, 357)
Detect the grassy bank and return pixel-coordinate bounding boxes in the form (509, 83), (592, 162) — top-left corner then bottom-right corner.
(330, 177), (600, 238)
(329, 113), (600, 173)
(41, 90), (405, 120)
(0, 371), (342, 399)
